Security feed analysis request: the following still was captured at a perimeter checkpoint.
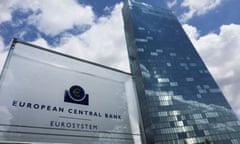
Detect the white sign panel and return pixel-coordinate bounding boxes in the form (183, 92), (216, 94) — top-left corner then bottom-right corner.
(0, 40), (142, 144)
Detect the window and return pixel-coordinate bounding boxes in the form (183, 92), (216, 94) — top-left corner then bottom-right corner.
(198, 89), (207, 94)
(189, 63), (197, 66)
(135, 38), (148, 42)
(196, 85), (201, 89)
(137, 48), (144, 52)
(158, 96), (171, 101)
(195, 119), (209, 124)
(156, 49), (163, 53)
(205, 112), (219, 118)
(146, 36), (153, 40)
(169, 53), (176, 56)
(166, 62), (172, 67)
(160, 101), (173, 106)
(180, 63), (187, 67)
(170, 82), (178, 86)
(151, 52), (158, 56)
(186, 77), (194, 82)
(138, 27), (145, 30)
(158, 111), (168, 116)
(209, 88), (221, 93)
(169, 110), (180, 116)
(175, 121), (184, 127)
(158, 78), (170, 83)
(193, 113), (202, 119)
(203, 85), (210, 89)
(197, 94), (202, 99)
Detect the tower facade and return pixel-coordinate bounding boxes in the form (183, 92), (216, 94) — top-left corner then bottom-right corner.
(122, 1), (240, 144)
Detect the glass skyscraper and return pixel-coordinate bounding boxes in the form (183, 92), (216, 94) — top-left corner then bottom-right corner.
(122, 0), (240, 144)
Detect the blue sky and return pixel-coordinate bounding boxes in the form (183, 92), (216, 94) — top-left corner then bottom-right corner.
(0, 0), (240, 117)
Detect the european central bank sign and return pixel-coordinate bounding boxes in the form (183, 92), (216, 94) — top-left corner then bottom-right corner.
(0, 40), (141, 144)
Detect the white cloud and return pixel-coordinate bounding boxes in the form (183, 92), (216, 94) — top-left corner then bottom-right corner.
(0, 0), (41, 24)
(183, 23), (240, 117)
(167, 0), (177, 9)
(0, 0), (16, 23)
(180, 0), (222, 22)
(31, 3), (130, 72)
(0, 0), (95, 36)
(31, 37), (49, 48)
(0, 0), (129, 74)
(76, 3), (129, 70)
(182, 24), (199, 40)
(0, 0), (129, 71)
(27, 0), (95, 36)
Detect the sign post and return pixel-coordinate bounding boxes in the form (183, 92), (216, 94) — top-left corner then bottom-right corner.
(0, 40), (141, 144)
